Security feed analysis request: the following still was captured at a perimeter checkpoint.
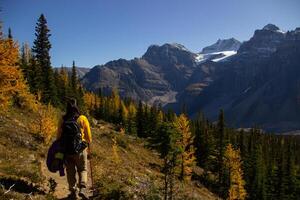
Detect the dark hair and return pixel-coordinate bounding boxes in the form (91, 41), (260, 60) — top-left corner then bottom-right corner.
(63, 98), (80, 120)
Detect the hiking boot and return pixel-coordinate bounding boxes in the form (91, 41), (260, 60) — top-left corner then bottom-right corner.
(79, 187), (89, 199)
(67, 191), (77, 200)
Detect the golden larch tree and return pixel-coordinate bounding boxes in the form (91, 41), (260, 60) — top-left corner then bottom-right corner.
(0, 26), (37, 111)
(173, 114), (196, 181)
(224, 143), (247, 200)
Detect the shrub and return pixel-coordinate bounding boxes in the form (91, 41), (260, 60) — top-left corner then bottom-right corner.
(29, 104), (59, 144)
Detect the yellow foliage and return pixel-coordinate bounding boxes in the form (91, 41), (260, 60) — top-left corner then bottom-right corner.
(29, 104), (59, 144)
(0, 35), (37, 112)
(84, 92), (98, 112)
(0, 38), (19, 66)
(111, 88), (120, 116)
(173, 114), (196, 181)
(59, 67), (69, 86)
(157, 110), (164, 123)
(225, 144), (247, 200)
(127, 102), (137, 117)
(121, 101), (128, 120)
(112, 136), (121, 164)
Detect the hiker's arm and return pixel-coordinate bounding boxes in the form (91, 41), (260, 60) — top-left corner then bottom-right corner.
(83, 116), (92, 143)
(56, 118), (63, 139)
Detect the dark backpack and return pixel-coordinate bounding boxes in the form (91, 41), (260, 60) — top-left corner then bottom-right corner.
(60, 116), (87, 155)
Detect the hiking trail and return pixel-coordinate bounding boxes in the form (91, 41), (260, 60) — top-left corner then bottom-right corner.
(41, 159), (93, 199)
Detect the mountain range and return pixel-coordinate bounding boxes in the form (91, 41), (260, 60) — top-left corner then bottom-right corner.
(81, 24), (300, 133)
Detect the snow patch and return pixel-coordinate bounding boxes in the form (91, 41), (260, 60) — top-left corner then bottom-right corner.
(276, 29), (286, 34)
(243, 87), (251, 93)
(170, 43), (190, 52)
(211, 51), (237, 62)
(195, 51), (237, 63)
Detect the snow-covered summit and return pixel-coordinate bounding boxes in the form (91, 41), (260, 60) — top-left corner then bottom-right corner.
(263, 24), (285, 34)
(194, 38), (240, 63)
(201, 38), (241, 54)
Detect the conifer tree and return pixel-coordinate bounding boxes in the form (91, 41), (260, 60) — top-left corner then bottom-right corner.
(70, 60), (77, 93)
(216, 109), (228, 196)
(247, 130), (266, 200)
(152, 122), (180, 200)
(224, 144), (247, 200)
(8, 27), (12, 39)
(20, 43), (32, 81)
(173, 114), (196, 181)
(284, 139), (297, 199)
(126, 102), (137, 135)
(136, 100), (145, 137)
(32, 14), (57, 104)
(0, 24), (35, 111)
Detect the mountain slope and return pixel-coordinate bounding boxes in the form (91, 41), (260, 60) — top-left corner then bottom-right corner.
(82, 24), (300, 132)
(0, 109), (221, 199)
(82, 43), (199, 106)
(175, 25), (300, 132)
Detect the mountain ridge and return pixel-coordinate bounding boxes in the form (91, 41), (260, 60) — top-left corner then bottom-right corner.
(81, 24), (300, 132)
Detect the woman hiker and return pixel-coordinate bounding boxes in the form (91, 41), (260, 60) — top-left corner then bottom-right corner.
(57, 98), (92, 199)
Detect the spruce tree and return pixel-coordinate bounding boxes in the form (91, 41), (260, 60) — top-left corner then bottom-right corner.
(70, 60), (77, 94)
(8, 27), (12, 39)
(216, 109), (228, 196)
(136, 100), (145, 137)
(32, 14), (57, 104)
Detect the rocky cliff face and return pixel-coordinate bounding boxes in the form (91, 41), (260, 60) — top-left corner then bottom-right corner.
(82, 24), (300, 132)
(171, 25), (300, 132)
(82, 43), (200, 105)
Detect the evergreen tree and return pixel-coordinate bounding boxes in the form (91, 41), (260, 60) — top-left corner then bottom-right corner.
(8, 27), (12, 39)
(152, 122), (180, 200)
(32, 14), (57, 104)
(136, 100), (145, 137)
(284, 139), (297, 199)
(70, 60), (77, 94)
(216, 109), (228, 196)
(20, 43), (32, 83)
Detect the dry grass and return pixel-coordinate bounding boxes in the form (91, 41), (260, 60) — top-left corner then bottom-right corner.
(90, 121), (220, 200)
(0, 109), (221, 200)
(0, 109), (53, 199)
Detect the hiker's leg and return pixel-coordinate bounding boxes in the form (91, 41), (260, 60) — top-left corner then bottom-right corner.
(65, 155), (77, 191)
(77, 148), (88, 188)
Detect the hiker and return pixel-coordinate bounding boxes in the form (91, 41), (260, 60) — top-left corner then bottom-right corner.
(57, 98), (92, 199)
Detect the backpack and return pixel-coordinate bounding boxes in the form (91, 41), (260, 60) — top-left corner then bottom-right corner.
(60, 116), (87, 155)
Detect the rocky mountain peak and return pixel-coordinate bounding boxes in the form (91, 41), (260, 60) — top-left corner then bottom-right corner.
(142, 43), (196, 67)
(201, 38), (241, 54)
(238, 24), (286, 56)
(263, 24), (280, 31)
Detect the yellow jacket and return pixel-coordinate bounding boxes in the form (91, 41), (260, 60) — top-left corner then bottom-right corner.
(57, 115), (92, 143)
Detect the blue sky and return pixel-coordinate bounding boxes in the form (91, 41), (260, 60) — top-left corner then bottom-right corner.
(2, 0), (300, 68)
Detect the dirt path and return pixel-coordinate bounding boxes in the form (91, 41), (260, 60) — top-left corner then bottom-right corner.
(41, 159), (93, 199)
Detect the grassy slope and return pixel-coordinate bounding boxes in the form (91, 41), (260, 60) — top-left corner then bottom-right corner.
(0, 108), (220, 200)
